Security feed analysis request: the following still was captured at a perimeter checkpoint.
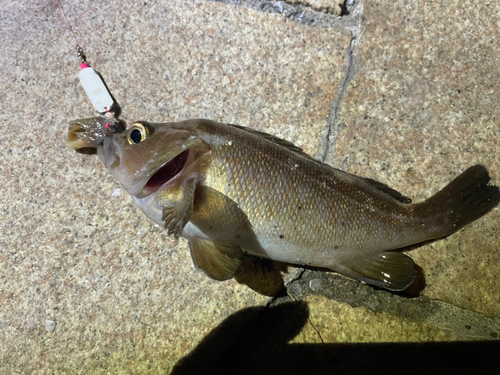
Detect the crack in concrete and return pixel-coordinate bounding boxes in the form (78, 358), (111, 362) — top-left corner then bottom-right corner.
(280, 0), (345, 16)
(321, 0), (363, 163)
(321, 37), (355, 163)
(288, 289), (325, 343)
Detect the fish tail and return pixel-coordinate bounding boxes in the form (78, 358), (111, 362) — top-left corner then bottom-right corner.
(421, 165), (499, 237)
(330, 165), (498, 292)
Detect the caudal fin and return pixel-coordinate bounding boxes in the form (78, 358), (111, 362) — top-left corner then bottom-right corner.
(333, 165), (498, 292)
(424, 165), (499, 236)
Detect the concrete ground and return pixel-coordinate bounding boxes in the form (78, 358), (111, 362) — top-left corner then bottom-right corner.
(1, 0), (499, 373)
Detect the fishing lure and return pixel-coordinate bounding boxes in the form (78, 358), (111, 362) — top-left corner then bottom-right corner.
(56, 0), (124, 133)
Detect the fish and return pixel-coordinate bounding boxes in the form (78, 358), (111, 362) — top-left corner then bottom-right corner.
(68, 117), (500, 291)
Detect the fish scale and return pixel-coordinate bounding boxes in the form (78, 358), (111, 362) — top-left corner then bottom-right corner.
(201, 121), (417, 260)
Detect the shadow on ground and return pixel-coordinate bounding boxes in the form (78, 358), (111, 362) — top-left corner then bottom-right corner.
(171, 301), (497, 375)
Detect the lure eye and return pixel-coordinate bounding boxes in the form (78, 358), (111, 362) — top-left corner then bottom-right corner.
(127, 123), (150, 144)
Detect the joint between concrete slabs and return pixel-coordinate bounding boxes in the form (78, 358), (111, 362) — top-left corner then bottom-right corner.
(321, 34), (357, 163)
(322, 0), (364, 163)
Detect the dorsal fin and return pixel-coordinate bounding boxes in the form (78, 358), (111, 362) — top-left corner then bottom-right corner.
(360, 177), (412, 203)
(332, 169), (413, 204)
(229, 124), (303, 152)
(228, 124), (325, 167)
(229, 124), (412, 204)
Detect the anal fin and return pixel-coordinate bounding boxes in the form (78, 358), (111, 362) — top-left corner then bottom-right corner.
(336, 252), (417, 291)
(189, 238), (243, 281)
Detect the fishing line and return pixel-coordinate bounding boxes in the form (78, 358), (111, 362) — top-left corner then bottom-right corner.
(55, 0), (123, 132)
(55, 0), (83, 58)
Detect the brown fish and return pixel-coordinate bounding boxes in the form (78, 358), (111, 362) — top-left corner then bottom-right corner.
(68, 118), (500, 291)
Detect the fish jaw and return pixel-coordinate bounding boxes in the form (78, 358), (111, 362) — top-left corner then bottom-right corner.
(96, 122), (206, 197)
(137, 148), (191, 198)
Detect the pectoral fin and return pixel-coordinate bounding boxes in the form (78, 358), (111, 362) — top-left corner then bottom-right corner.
(189, 238), (243, 281)
(336, 252), (417, 291)
(162, 176), (197, 238)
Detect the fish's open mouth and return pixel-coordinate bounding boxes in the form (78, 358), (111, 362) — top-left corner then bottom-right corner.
(141, 149), (190, 196)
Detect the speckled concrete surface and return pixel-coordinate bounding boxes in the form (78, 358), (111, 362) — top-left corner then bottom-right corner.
(0, 0), (349, 372)
(1, 0), (499, 373)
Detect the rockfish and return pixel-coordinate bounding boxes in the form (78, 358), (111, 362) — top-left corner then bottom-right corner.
(68, 118), (500, 291)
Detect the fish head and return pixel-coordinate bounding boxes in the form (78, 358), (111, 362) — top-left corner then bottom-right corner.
(68, 117), (208, 198)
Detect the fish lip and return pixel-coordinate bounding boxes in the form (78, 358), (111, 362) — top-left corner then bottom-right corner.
(137, 148), (191, 198)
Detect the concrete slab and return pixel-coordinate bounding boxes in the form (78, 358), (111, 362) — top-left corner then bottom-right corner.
(0, 0), (350, 372)
(332, 0), (500, 316)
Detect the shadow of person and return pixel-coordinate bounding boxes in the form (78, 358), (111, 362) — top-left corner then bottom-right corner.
(171, 301), (497, 375)
(171, 301), (309, 375)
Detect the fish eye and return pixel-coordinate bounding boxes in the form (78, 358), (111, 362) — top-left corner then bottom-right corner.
(127, 123), (150, 144)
